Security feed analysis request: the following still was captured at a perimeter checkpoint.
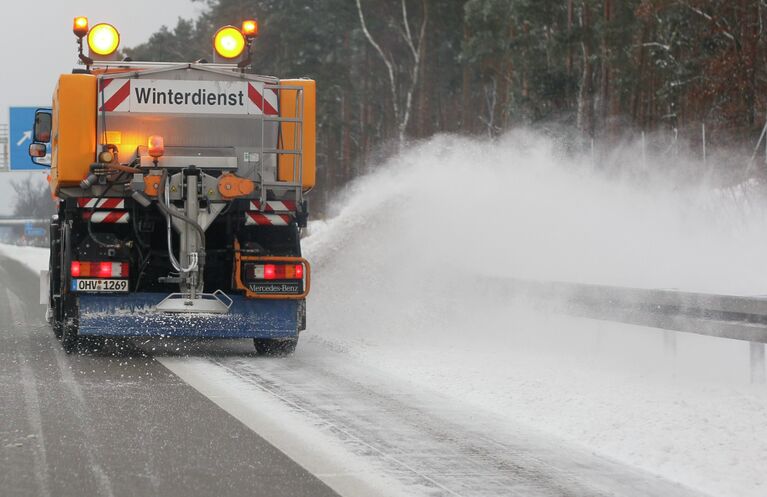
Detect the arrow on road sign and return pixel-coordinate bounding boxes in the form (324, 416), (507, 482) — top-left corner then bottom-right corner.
(16, 130), (32, 147)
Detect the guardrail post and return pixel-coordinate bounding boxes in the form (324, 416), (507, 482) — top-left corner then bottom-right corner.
(751, 342), (766, 384)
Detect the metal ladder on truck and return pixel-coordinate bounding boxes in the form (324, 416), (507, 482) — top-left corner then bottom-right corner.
(258, 83), (306, 208)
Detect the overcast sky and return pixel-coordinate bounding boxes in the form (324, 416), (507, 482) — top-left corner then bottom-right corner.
(0, 0), (204, 214)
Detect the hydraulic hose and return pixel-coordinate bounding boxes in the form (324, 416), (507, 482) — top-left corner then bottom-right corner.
(156, 170), (207, 247)
(157, 170), (206, 274)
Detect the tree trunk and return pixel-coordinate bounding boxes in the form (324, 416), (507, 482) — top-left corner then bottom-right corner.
(577, 1), (594, 136)
(417, 0), (432, 138)
(462, 20), (472, 133)
(600, 0), (612, 132)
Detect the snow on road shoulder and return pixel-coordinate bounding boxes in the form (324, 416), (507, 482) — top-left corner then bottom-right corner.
(0, 243), (48, 274)
(304, 132), (767, 497)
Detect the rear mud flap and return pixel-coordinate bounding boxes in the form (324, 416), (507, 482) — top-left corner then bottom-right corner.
(77, 292), (299, 338)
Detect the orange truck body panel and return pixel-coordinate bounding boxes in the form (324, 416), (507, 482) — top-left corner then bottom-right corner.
(278, 79), (316, 190)
(50, 74), (97, 193)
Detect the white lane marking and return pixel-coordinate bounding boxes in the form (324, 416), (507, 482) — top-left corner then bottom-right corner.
(158, 356), (410, 497)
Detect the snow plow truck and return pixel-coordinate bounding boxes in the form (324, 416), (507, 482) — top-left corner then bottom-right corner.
(30, 18), (314, 354)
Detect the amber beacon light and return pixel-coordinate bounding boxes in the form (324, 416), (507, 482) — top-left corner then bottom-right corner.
(87, 23), (120, 56)
(213, 26), (246, 59)
(148, 136), (165, 159)
(73, 17), (89, 38)
(241, 20), (259, 39)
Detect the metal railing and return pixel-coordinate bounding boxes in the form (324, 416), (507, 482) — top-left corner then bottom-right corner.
(485, 278), (767, 383)
(0, 218), (49, 226)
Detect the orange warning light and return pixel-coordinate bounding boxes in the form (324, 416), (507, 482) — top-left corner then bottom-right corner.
(242, 20), (259, 39)
(148, 135), (165, 159)
(73, 17), (89, 38)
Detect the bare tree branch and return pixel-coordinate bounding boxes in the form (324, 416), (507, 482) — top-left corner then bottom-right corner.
(355, 0), (400, 129)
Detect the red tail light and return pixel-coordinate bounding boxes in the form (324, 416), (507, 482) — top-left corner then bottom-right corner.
(70, 261), (129, 278)
(245, 263), (305, 281)
(264, 264), (277, 280)
(98, 262), (112, 278)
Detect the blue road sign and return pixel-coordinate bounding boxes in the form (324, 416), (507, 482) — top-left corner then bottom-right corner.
(9, 107), (49, 171)
(24, 222), (46, 238)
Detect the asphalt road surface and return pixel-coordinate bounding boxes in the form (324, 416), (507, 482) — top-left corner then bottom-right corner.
(0, 255), (339, 497)
(0, 254), (709, 497)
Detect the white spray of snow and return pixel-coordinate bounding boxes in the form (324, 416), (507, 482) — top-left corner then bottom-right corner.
(304, 131), (767, 497)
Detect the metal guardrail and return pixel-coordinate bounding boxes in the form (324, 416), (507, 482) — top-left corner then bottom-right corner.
(0, 218), (49, 226)
(486, 278), (767, 383)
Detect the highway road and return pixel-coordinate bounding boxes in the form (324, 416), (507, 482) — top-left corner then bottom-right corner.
(0, 253), (708, 497)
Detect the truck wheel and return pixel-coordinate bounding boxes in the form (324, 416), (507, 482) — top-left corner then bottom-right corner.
(49, 216), (63, 339)
(254, 338), (297, 356)
(59, 219), (80, 353)
(50, 277), (63, 339)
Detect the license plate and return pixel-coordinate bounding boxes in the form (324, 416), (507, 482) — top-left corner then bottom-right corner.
(71, 279), (129, 293)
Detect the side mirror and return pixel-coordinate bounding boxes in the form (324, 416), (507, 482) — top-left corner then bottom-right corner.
(33, 110), (52, 143)
(29, 143), (51, 166)
(29, 143), (47, 157)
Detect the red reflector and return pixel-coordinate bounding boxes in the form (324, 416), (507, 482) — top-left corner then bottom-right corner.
(264, 264), (276, 280)
(295, 264), (303, 278)
(70, 261), (81, 277)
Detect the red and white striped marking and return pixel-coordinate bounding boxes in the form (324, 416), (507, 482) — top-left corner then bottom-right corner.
(77, 198), (126, 209)
(248, 83), (278, 115)
(249, 200), (297, 213)
(82, 211), (130, 224)
(245, 213), (292, 226)
(98, 78), (131, 112)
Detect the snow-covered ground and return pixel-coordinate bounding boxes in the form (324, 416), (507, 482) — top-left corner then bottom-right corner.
(0, 243), (48, 274)
(304, 133), (767, 497)
(4, 131), (767, 496)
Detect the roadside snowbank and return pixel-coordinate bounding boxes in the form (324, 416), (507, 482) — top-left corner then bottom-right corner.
(304, 132), (767, 497)
(0, 243), (48, 274)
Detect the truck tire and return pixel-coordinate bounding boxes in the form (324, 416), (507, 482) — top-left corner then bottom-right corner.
(49, 216), (63, 339)
(59, 221), (81, 354)
(254, 338), (298, 356)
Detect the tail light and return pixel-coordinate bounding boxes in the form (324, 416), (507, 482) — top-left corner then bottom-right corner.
(241, 262), (306, 296)
(70, 261), (129, 278)
(248, 263), (304, 280)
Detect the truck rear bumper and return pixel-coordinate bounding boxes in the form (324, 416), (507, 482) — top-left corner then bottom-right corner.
(77, 292), (299, 338)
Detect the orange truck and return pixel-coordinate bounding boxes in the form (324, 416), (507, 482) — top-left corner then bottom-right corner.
(31, 18), (315, 354)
